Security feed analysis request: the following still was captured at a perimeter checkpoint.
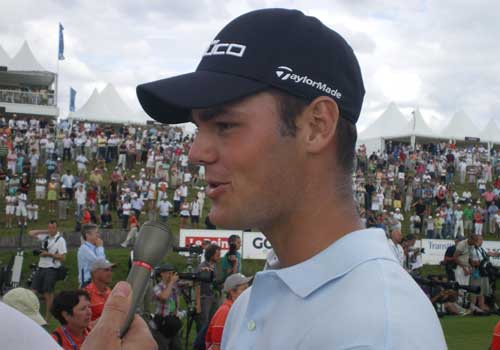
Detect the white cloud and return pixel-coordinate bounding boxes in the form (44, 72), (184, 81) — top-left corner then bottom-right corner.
(0, 0), (498, 132)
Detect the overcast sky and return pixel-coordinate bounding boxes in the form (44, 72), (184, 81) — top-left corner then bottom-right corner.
(1, 0), (499, 132)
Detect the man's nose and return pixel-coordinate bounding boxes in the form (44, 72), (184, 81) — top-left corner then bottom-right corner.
(188, 131), (217, 166)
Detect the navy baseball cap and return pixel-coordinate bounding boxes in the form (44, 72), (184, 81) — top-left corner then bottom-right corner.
(137, 8), (365, 124)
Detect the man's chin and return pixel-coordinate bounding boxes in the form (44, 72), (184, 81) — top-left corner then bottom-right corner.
(209, 211), (247, 230)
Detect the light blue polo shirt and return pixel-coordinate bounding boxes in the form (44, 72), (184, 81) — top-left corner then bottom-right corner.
(222, 228), (446, 350)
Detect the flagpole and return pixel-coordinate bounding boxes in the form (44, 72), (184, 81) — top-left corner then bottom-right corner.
(56, 57), (60, 117)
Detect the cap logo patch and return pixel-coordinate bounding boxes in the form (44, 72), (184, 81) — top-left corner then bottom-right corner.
(275, 66), (342, 100)
(203, 39), (246, 58)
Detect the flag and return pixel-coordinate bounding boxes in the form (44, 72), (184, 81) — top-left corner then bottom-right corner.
(69, 87), (76, 112)
(58, 23), (65, 60)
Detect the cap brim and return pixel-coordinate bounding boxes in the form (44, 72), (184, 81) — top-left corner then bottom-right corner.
(137, 70), (268, 124)
(30, 312), (47, 326)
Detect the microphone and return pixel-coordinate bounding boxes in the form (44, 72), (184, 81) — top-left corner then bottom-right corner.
(119, 221), (172, 337)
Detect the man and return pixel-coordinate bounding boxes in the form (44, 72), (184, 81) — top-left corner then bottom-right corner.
(152, 263), (182, 350)
(195, 244), (221, 332)
(388, 230), (405, 267)
(51, 290), (92, 350)
(453, 234), (478, 286)
(132, 9), (445, 349)
(442, 237), (463, 282)
(75, 185), (87, 219)
(77, 224), (106, 288)
(205, 274), (251, 350)
(470, 235), (500, 312)
(221, 234), (242, 279)
(28, 221), (67, 321)
(453, 204), (464, 238)
(84, 259), (115, 322)
(61, 169), (75, 200)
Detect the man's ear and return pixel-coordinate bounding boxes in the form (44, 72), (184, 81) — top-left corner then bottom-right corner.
(296, 96), (339, 153)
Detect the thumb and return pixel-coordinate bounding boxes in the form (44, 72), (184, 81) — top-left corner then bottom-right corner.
(98, 281), (132, 328)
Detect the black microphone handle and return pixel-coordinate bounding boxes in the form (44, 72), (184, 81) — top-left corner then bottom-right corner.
(119, 264), (152, 337)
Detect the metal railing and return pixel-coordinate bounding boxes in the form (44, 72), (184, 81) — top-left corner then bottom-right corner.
(0, 89), (55, 106)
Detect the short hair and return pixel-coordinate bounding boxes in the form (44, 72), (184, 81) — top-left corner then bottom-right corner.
(267, 88), (357, 178)
(51, 290), (90, 325)
(81, 224), (98, 241)
(204, 244), (220, 262)
(48, 220), (57, 225)
(228, 235), (240, 244)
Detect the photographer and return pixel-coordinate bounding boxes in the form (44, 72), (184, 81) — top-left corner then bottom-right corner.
(401, 234), (423, 272)
(28, 221), (67, 321)
(442, 236), (464, 282)
(195, 244), (221, 332)
(471, 236), (500, 312)
(152, 263), (182, 350)
(221, 235), (241, 279)
(453, 234), (478, 286)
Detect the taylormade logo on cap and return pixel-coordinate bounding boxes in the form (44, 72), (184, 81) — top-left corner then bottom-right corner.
(275, 66), (342, 100)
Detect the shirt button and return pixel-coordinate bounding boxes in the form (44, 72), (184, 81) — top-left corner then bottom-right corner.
(247, 320), (256, 331)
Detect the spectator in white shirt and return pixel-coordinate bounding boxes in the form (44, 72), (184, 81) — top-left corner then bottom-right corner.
(157, 198), (173, 223)
(75, 185), (87, 219)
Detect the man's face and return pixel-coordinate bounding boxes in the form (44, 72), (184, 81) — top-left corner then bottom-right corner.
(230, 282), (249, 301)
(48, 223), (57, 235)
(93, 267), (113, 285)
(189, 92), (303, 230)
(234, 237), (242, 250)
(86, 229), (100, 245)
(64, 296), (92, 329)
(211, 249), (221, 263)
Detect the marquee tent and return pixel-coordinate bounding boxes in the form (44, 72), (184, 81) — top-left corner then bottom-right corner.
(69, 83), (148, 124)
(0, 45), (10, 67)
(440, 110), (479, 141)
(480, 119), (500, 144)
(8, 41), (47, 72)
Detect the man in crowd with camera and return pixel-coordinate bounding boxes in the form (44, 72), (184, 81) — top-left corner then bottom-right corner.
(28, 220), (67, 321)
(221, 234), (241, 280)
(152, 263), (182, 350)
(453, 234), (478, 286)
(442, 236), (464, 281)
(470, 235), (500, 312)
(77, 223), (107, 288)
(195, 244), (221, 332)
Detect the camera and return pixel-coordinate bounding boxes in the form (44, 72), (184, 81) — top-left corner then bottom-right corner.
(172, 244), (204, 255)
(479, 258), (500, 280)
(33, 240), (49, 256)
(177, 270), (214, 283)
(411, 248), (425, 254)
(412, 274), (480, 294)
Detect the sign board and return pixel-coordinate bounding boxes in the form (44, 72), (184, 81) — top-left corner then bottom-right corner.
(179, 229), (242, 255)
(242, 232), (271, 260)
(465, 136), (480, 142)
(419, 239), (500, 267)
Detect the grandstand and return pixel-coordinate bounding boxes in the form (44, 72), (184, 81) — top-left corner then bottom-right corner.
(0, 41), (58, 120)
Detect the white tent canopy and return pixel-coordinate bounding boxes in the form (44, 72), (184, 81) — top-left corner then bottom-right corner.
(411, 107), (435, 138)
(358, 102), (409, 140)
(481, 119), (500, 144)
(8, 41), (47, 72)
(440, 110), (479, 141)
(0, 45), (10, 67)
(69, 83), (148, 124)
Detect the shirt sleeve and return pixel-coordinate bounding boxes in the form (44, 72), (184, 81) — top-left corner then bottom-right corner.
(96, 246), (105, 259)
(57, 238), (67, 255)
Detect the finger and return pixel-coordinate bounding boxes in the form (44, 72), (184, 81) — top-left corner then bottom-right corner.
(122, 315), (157, 350)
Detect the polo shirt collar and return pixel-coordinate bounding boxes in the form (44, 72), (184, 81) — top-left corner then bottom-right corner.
(266, 228), (398, 299)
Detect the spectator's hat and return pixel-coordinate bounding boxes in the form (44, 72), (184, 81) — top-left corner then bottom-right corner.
(223, 273), (253, 292)
(136, 8), (364, 125)
(3, 288), (46, 326)
(91, 259), (116, 272)
(428, 215), (432, 219)
(156, 262), (176, 273)
(395, 208), (400, 212)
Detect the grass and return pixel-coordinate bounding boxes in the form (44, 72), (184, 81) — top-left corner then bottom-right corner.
(1, 247), (498, 349)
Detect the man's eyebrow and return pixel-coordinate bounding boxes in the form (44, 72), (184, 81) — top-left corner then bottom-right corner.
(190, 106), (236, 124)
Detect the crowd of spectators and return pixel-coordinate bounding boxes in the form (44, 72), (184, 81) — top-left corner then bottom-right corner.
(354, 141), (500, 239)
(0, 116), (207, 234)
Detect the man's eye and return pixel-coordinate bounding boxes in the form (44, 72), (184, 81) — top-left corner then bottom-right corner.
(216, 123), (236, 132)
